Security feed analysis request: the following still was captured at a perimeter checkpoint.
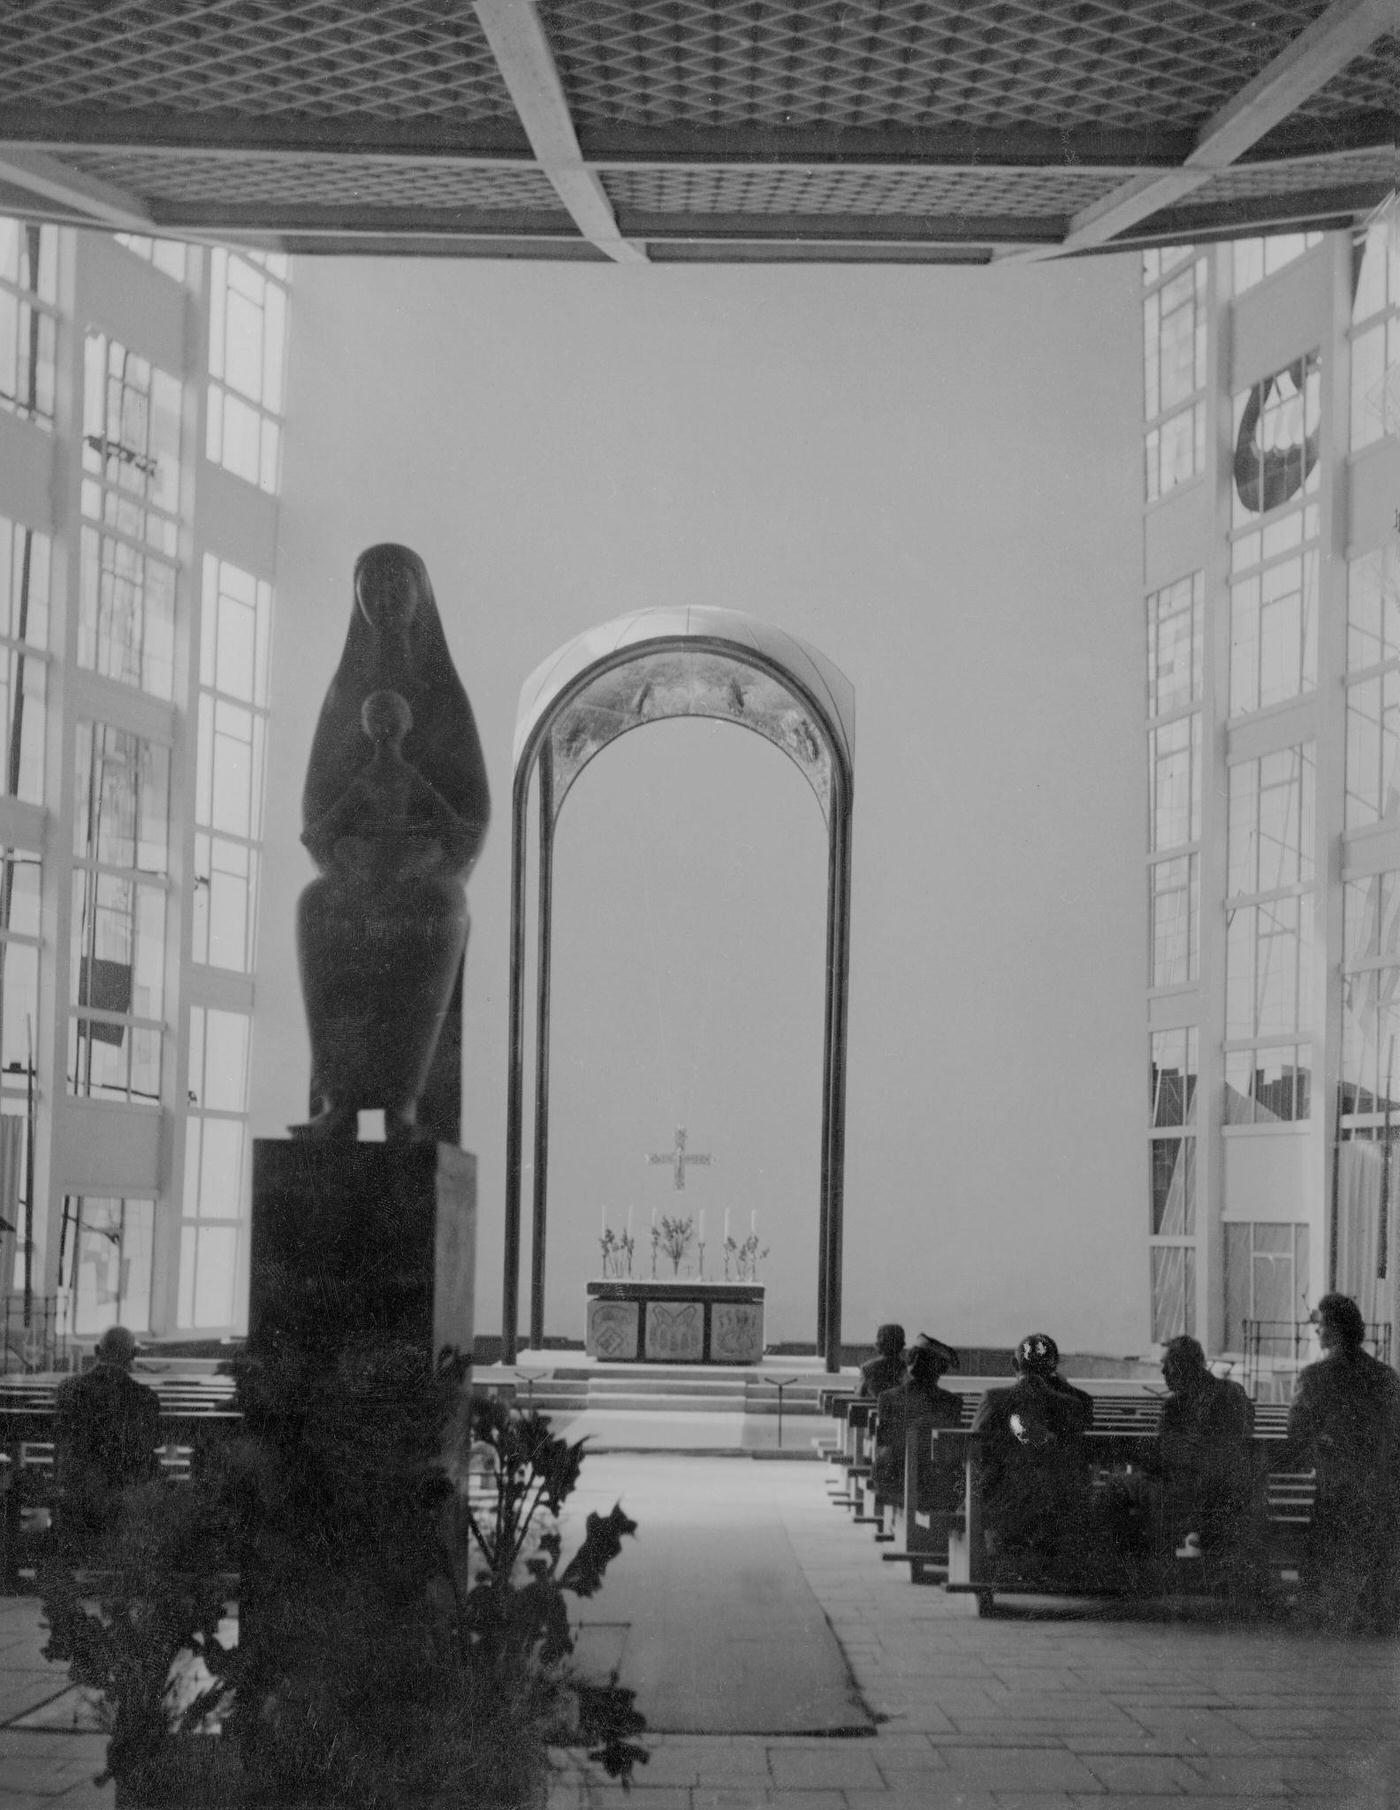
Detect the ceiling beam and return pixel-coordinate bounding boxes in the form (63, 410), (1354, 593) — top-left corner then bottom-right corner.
(4, 107), (1394, 169)
(1021, 0), (1400, 260)
(0, 146), (153, 232)
(470, 0), (646, 264)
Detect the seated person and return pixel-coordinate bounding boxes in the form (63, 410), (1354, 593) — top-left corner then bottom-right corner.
(1283, 1291), (1400, 1634)
(1154, 1335), (1257, 1559)
(858, 1323), (907, 1399)
(872, 1332), (961, 1502)
(54, 1326), (162, 1553)
(971, 1332), (1093, 1569)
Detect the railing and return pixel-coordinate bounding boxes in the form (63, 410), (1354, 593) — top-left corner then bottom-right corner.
(1242, 1318), (1392, 1402)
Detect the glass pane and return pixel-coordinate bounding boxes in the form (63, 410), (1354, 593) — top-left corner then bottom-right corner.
(0, 940), (37, 1078)
(197, 1118), (245, 1215)
(1150, 1245), (1195, 1343)
(202, 1010), (249, 1112)
(191, 1224), (238, 1327)
(1151, 1026), (1198, 1126)
(1151, 1137), (1195, 1235)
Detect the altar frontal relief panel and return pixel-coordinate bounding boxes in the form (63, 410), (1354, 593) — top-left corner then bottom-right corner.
(503, 609), (854, 1367)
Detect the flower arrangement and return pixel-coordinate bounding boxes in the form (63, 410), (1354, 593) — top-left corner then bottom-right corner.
(723, 1233), (769, 1283)
(597, 1228), (635, 1278)
(658, 1214), (693, 1276)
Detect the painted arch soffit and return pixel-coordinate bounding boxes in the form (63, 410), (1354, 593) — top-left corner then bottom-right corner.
(514, 608), (855, 826)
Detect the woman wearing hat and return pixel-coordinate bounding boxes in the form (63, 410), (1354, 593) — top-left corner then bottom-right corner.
(872, 1333), (962, 1503)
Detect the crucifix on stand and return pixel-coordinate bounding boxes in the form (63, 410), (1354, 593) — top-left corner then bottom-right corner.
(648, 1125), (711, 1191)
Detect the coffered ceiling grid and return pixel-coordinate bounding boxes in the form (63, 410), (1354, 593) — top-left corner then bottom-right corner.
(56, 150), (560, 212)
(0, 0), (1389, 258)
(540, 0), (1336, 131)
(1190, 144), (1399, 201)
(602, 164), (1123, 218)
(0, 0), (515, 117)
(1291, 28), (1400, 114)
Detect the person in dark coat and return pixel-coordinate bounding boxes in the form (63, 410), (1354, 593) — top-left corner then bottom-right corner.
(54, 1325), (162, 1552)
(1284, 1292), (1400, 1633)
(971, 1332), (1094, 1570)
(872, 1333), (962, 1503)
(1150, 1335), (1261, 1588)
(858, 1323), (906, 1399)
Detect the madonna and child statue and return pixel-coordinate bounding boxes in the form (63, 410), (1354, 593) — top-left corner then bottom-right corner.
(292, 542), (490, 1143)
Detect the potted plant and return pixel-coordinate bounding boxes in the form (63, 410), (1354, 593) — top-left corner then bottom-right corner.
(40, 1361), (646, 1809)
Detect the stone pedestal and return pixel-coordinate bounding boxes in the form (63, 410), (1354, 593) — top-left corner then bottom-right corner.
(235, 1140), (477, 1786)
(248, 1138), (475, 1367)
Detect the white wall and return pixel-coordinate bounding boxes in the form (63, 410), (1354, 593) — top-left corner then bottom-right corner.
(252, 254), (1150, 1357)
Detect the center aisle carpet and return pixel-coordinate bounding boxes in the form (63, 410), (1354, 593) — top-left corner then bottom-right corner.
(562, 1453), (876, 1736)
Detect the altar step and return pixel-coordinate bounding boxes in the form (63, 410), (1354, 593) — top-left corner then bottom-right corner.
(489, 1363), (835, 1420)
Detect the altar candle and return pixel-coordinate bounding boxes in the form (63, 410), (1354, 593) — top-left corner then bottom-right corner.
(651, 1207), (657, 1230)
(750, 1211), (757, 1237)
(627, 1205), (633, 1236)
(724, 1209), (731, 1242)
(601, 1202), (607, 1235)
(698, 1210), (706, 1242)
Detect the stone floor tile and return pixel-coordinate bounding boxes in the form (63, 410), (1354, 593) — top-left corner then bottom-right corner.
(580, 1789), (691, 1810)
(747, 1797), (862, 1810)
(1185, 1752), (1354, 1795)
(938, 1748), (1103, 1792)
(767, 1747), (886, 1790)
(846, 1794), (984, 1810)
(1079, 1754), (1201, 1792)
(0, 1755), (101, 1796)
(691, 1791), (780, 1810)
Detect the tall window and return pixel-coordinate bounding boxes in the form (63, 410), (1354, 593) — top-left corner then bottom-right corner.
(1229, 353), (1320, 717)
(0, 219), (57, 426)
(179, 1006), (251, 1330)
(1224, 745), (1315, 1122)
(80, 334), (182, 699)
(114, 234), (187, 285)
(1224, 1221), (1310, 1353)
(1344, 544), (1400, 827)
(193, 556), (273, 972)
(0, 846), (40, 1292)
(1150, 1025), (1197, 1341)
(1233, 232), (1323, 297)
(207, 249), (288, 494)
(68, 723), (169, 1103)
(1348, 203), (1398, 452)
(0, 515), (49, 805)
(1143, 248), (1208, 503)
(64, 1195), (155, 1334)
(1341, 866), (1400, 1122)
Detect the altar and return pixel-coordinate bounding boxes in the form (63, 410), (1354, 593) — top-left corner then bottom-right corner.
(585, 1279), (765, 1364)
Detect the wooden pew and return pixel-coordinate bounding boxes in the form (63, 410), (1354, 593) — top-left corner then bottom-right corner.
(829, 1399), (876, 1508)
(0, 1393), (244, 1592)
(881, 1395), (1296, 1591)
(944, 1416), (1310, 1615)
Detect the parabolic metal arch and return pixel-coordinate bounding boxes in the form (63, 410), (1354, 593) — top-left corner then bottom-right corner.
(503, 606), (855, 1371)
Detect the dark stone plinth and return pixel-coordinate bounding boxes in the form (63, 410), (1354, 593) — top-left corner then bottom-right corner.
(235, 1139), (478, 1792)
(249, 1138), (475, 1367)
